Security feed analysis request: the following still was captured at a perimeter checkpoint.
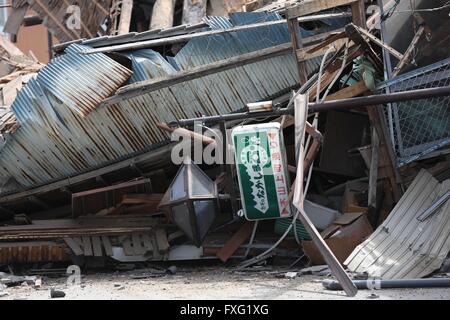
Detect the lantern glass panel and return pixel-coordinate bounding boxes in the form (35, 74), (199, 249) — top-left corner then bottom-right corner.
(170, 166), (187, 201)
(193, 200), (217, 240)
(190, 165), (216, 198)
(172, 203), (194, 240)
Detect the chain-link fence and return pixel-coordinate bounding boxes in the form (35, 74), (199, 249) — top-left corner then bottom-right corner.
(377, 58), (450, 167)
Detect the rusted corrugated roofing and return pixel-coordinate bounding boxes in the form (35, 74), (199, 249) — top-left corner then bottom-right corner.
(0, 12), (328, 199)
(345, 170), (450, 279)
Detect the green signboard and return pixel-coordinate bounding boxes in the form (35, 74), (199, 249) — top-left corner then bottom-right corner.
(232, 123), (292, 221)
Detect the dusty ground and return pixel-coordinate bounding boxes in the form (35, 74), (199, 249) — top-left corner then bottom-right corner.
(1, 266), (449, 300)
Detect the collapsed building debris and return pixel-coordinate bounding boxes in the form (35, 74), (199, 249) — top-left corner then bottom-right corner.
(0, 0), (448, 299)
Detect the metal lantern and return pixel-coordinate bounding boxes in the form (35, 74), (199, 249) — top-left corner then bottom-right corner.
(159, 159), (218, 247)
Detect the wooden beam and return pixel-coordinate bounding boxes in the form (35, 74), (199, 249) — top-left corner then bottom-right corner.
(118, 0), (133, 35)
(121, 194), (164, 205)
(4, 4), (28, 36)
(287, 17), (308, 85)
(157, 123), (217, 146)
(64, 237), (84, 256)
(286, 0), (358, 19)
(325, 80), (368, 101)
(297, 38), (347, 62)
(355, 25), (404, 61)
(216, 221), (255, 262)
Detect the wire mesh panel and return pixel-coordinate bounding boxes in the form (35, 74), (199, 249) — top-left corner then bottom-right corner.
(377, 58), (450, 167)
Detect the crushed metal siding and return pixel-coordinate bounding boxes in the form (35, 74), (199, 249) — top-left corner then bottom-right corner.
(377, 58), (450, 167)
(0, 13), (325, 198)
(345, 170), (450, 279)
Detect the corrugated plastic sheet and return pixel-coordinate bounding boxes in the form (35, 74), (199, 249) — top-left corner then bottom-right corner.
(345, 170), (450, 279)
(0, 12), (322, 196)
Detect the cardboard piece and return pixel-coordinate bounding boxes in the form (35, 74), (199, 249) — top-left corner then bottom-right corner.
(302, 212), (373, 265)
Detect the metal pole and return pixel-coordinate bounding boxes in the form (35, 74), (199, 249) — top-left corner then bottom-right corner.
(172, 86), (450, 127)
(294, 96), (358, 297)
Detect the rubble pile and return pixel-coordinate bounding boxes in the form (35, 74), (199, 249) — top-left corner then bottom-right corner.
(0, 0), (448, 298)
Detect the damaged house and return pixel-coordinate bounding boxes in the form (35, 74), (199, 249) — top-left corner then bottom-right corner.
(0, 0), (448, 298)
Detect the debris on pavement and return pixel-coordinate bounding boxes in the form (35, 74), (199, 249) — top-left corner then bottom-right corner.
(0, 0), (448, 301)
(50, 288), (66, 299)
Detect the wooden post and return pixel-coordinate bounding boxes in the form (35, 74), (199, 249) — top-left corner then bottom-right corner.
(118, 0), (133, 35)
(286, 9), (308, 85)
(150, 0), (175, 30)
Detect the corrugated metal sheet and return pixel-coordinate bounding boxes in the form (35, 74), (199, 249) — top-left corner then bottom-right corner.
(0, 12), (326, 200)
(345, 170), (450, 279)
(34, 44), (132, 117)
(54, 22), (209, 53)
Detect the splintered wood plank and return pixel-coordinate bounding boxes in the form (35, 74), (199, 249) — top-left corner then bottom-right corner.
(63, 237), (84, 256)
(91, 236), (103, 257)
(101, 236), (113, 256)
(325, 80), (368, 101)
(216, 222), (255, 262)
(297, 38), (347, 62)
(2, 76), (23, 106)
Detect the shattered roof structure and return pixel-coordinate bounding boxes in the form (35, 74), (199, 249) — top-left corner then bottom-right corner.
(0, 12), (332, 203)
